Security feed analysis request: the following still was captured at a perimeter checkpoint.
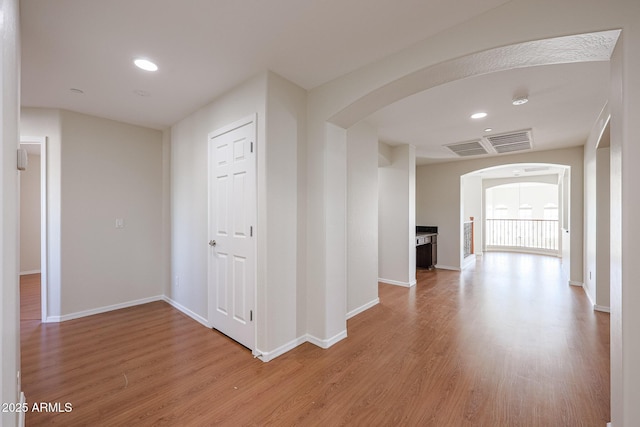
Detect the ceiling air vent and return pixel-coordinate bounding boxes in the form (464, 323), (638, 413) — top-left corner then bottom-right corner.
(485, 129), (533, 154)
(444, 140), (489, 157)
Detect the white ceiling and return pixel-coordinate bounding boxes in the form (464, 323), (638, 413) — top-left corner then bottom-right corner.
(21, 0), (612, 167)
(366, 61), (610, 165)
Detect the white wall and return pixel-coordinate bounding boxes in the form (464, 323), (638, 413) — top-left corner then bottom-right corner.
(20, 109), (165, 319)
(417, 147), (583, 274)
(1, 0), (22, 424)
(378, 144), (416, 286)
(20, 152), (41, 273)
(264, 72), (307, 349)
(595, 147), (610, 309)
(609, 22), (640, 423)
(584, 105), (611, 310)
(59, 111), (164, 315)
(347, 121), (379, 316)
(171, 71), (307, 356)
(462, 174), (482, 256)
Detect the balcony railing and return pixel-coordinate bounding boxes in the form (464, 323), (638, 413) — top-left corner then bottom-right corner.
(485, 219), (559, 254)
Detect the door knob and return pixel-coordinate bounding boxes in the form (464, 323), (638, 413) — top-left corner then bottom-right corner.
(209, 240), (217, 247)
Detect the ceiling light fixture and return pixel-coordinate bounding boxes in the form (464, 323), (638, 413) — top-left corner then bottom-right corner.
(471, 112), (487, 119)
(484, 128), (493, 132)
(134, 58), (158, 72)
(512, 96), (529, 106)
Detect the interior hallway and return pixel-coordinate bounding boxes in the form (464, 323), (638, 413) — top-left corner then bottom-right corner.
(20, 253), (609, 425)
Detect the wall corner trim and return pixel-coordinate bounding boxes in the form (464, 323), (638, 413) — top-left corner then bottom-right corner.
(162, 296), (210, 328)
(255, 336), (307, 363)
(46, 295), (165, 323)
(306, 330), (348, 349)
(434, 265), (461, 271)
(378, 278), (414, 287)
(346, 298), (380, 320)
(594, 305), (611, 313)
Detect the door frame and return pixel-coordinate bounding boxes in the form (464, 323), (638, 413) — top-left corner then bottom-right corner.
(207, 114), (258, 354)
(19, 136), (48, 321)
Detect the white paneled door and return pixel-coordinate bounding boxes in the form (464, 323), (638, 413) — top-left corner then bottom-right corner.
(208, 115), (256, 351)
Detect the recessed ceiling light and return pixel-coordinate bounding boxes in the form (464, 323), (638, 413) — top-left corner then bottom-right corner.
(134, 58), (158, 72)
(512, 96), (528, 106)
(471, 112), (487, 119)
(484, 128), (493, 132)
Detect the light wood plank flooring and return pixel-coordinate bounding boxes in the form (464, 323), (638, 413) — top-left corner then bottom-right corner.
(20, 253), (609, 426)
(20, 273), (41, 321)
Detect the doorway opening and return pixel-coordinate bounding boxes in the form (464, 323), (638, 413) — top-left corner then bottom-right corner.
(19, 136), (47, 322)
(461, 163), (570, 272)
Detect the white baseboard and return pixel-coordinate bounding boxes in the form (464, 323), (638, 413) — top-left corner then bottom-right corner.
(162, 296), (210, 328)
(256, 329), (348, 363)
(434, 264), (460, 271)
(48, 295), (165, 322)
(306, 329), (347, 349)
(255, 336), (307, 362)
(19, 269), (41, 275)
(595, 305), (611, 313)
(462, 255), (476, 270)
(346, 298), (380, 320)
(569, 280), (584, 287)
(378, 278), (414, 287)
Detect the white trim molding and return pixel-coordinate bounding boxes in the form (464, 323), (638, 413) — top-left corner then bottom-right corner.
(256, 336), (307, 362)
(163, 296), (210, 328)
(46, 295), (164, 323)
(568, 280), (610, 313)
(19, 270), (41, 275)
(434, 264), (461, 271)
(306, 330), (348, 349)
(462, 254), (476, 270)
(378, 278), (414, 287)
(346, 298), (379, 320)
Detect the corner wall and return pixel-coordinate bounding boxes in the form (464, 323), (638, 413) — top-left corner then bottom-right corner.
(378, 144), (416, 285)
(170, 71), (307, 357)
(347, 122), (379, 316)
(583, 104), (611, 311)
(59, 111), (164, 316)
(21, 108), (165, 320)
(1, 0), (21, 424)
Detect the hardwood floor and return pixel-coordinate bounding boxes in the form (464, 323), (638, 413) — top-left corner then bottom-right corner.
(20, 273), (41, 321)
(20, 253), (609, 426)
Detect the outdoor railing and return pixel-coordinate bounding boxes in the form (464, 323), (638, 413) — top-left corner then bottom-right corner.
(485, 219), (559, 253)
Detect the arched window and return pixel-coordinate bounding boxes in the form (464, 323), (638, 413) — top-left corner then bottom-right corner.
(518, 204), (532, 219)
(544, 203), (558, 220)
(493, 205), (508, 219)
